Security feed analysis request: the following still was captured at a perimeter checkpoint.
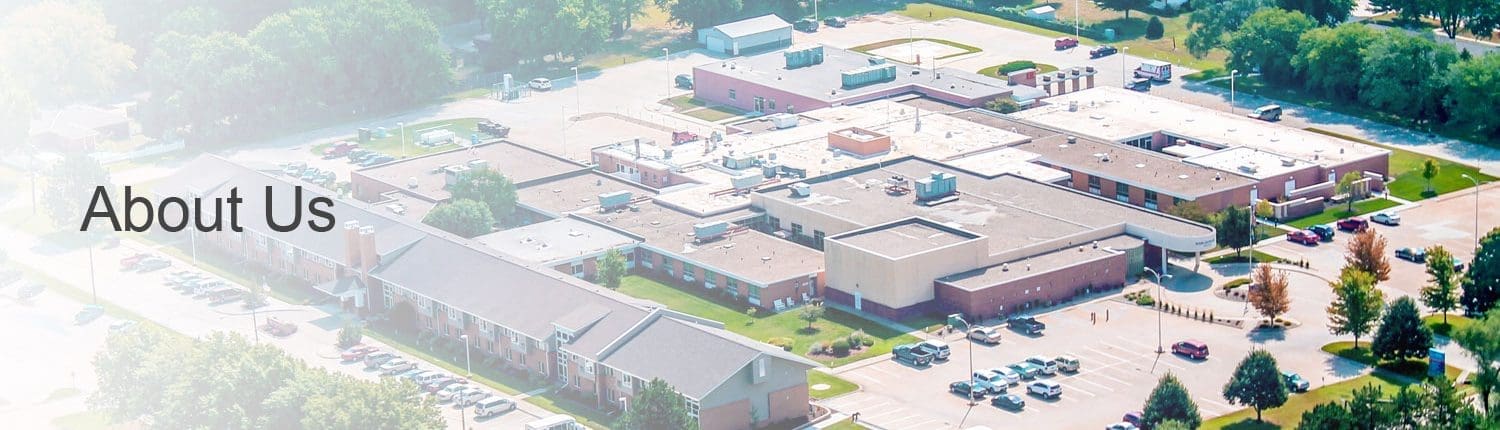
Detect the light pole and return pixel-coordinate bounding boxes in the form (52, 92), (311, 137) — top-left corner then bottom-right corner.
(87, 243), (97, 304)
(947, 314), (976, 406)
(1120, 46), (1131, 86)
(814, 0), (819, 22)
(909, 27), (915, 64)
(1462, 174), (1481, 251)
(459, 334), (473, 378)
(1143, 267), (1172, 354)
(398, 122), (407, 158)
(1229, 69), (1239, 114)
(662, 48), (671, 98)
(571, 66), (580, 114)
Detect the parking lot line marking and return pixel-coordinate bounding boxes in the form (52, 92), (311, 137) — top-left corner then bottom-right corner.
(1083, 345), (1132, 363)
(864, 407), (916, 422)
(1199, 397), (1237, 415)
(895, 418), (944, 429)
(1060, 373), (1116, 392)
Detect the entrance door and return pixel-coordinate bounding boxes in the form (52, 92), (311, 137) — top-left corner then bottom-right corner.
(853, 290), (862, 311)
(753, 96), (765, 112)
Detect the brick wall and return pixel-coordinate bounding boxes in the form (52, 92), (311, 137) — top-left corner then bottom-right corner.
(934, 253), (1128, 319)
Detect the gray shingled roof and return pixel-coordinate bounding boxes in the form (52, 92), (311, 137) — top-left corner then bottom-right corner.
(599, 313), (816, 399)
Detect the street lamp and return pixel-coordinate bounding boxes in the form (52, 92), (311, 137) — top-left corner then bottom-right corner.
(1143, 267), (1173, 354)
(1462, 174), (1481, 251)
(947, 314), (977, 406)
(1229, 69), (1239, 114)
(398, 122), (407, 158)
(1120, 46), (1131, 86)
(662, 48), (671, 98)
(571, 66), (580, 114)
(459, 334), (473, 378)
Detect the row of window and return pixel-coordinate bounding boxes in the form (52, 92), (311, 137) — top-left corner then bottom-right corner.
(1085, 174), (1174, 212)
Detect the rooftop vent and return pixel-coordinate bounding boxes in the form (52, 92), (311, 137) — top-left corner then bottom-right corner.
(1067, 135), (1077, 144)
(790, 183), (812, 197)
(1281, 158), (1295, 167)
(1068, 101), (1079, 112)
(408, 177), (418, 189)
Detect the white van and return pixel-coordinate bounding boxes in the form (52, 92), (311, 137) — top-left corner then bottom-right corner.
(410, 371), (444, 385)
(525, 414), (579, 430)
(474, 396), (515, 417)
(1026, 355), (1058, 375)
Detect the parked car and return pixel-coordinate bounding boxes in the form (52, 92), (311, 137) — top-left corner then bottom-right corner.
(347, 149), (375, 162)
(361, 155), (395, 167)
(425, 376), (465, 393)
(991, 393), (1026, 410)
(949, 380), (986, 400)
(323, 141), (359, 159)
(1337, 217), (1370, 232)
(119, 253), (152, 269)
(1395, 247), (1428, 263)
(1122, 411), (1144, 427)
(1283, 371), (1310, 392)
(1054, 37), (1079, 50)
(674, 74), (693, 89)
(1308, 224), (1336, 241)
(1454, 257), (1466, 272)
(436, 383), (470, 402)
(206, 288), (244, 305)
(262, 317), (298, 336)
(379, 359), (416, 375)
(1371, 211), (1401, 226)
(823, 16), (847, 27)
(1173, 340), (1210, 360)
(972, 370), (1009, 394)
(917, 340), (951, 361)
(1134, 60), (1173, 81)
(987, 367), (1022, 385)
(1125, 78), (1151, 92)
(794, 18), (819, 32)
(474, 396), (515, 417)
(164, 270), (203, 286)
(75, 304), (105, 324)
(364, 352), (396, 368)
(892, 343), (934, 366)
(135, 257), (172, 272)
(968, 326), (1002, 344)
(457, 388), (490, 406)
(1007, 362), (1041, 380)
(1089, 45), (1118, 58)
(671, 130), (700, 145)
(1246, 104), (1282, 121)
(1055, 355), (1081, 373)
(477, 120), (511, 137)
(1026, 355), (1059, 375)
(108, 320), (138, 332)
(1028, 380), (1062, 399)
(1008, 316), (1046, 335)
(528, 78), (552, 90)
(1106, 422), (1140, 430)
(1287, 230), (1320, 246)
(341, 345), (380, 361)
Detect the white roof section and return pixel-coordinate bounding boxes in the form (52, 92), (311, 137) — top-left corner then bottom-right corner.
(711, 14), (791, 38)
(945, 147), (1071, 183)
(1184, 146), (1313, 180)
(475, 217), (638, 264)
(1011, 87), (1389, 167)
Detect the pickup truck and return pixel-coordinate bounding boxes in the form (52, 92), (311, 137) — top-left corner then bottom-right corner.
(1008, 316), (1046, 335)
(672, 131), (700, 145)
(323, 141), (359, 158)
(892, 343), (934, 366)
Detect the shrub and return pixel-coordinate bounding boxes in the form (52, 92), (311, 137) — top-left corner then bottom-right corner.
(1223, 278), (1252, 290)
(861, 338), (874, 347)
(1135, 294), (1157, 306)
(831, 339), (852, 356)
(768, 337), (795, 351)
(1146, 17), (1165, 39)
(997, 60), (1039, 75)
(847, 331), (866, 349)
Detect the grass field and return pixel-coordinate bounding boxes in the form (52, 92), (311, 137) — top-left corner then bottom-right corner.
(681, 104), (747, 122)
(809, 370), (860, 400)
(1304, 128), (1496, 201)
(1284, 199), (1402, 229)
(823, 419), (872, 430)
(1423, 314), (1476, 337)
(849, 38), (983, 62)
(50, 411), (118, 430)
(617, 276), (920, 367)
(1202, 371), (1409, 430)
(1206, 250), (1291, 265)
(308, 118), (484, 159)
(1321, 341), (1462, 381)
(978, 60), (1059, 78)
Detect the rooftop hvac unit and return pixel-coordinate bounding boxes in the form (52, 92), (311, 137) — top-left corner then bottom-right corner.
(790, 183), (812, 197)
(783, 45), (825, 68)
(762, 162), (780, 178)
(1280, 158), (1296, 167)
(915, 170), (957, 201)
(731, 172), (763, 190)
(769, 113), (799, 129)
(723, 153), (757, 170)
(443, 165), (470, 185)
(841, 64), (897, 88)
(467, 159), (489, 170)
(599, 190), (633, 211)
(694, 221), (729, 241)
(1239, 164), (1259, 174)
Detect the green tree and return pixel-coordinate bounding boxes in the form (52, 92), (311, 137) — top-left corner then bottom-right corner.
(1142, 373), (1202, 429)
(1335, 171), (1362, 214)
(139, 31), (272, 140)
(1422, 245), (1461, 324)
(1461, 227), (1500, 315)
(598, 248), (628, 289)
(1390, 384), (1425, 428)
(480, 0), (612, 65)
(151, 332), (306, 428)
(1214, 205), (1254, 257)
(984, 98), (1022, 114)
(1358, 30), (1458, 125)
(1371, 296), (1433, 361)
(243, 284), (268, 309)
(1328, 268), (1384, 349)
(448, 169), (519, 222)
(1185, 0), (1274, 57)
(46, 153), (113, 230)
(1226, 8), (1316, 84)
(422, 199), (495, 238)
(1346, 383), (1394, 428)
(1370, 0), (1423, 24)
(1167, 200), (1212, 224)
(1429, 0), (1492, 39)
(1145, 16), (1165, 39)
(1453, 309), (1500, 414)
(1098, 0), (1153, 19)
(0, 72), (34, 155)
(337, 321), (363, 349)
(1345, 229), (1392, 283)
(89, 325), (191, 421)
(292, 373), (444, 429)
(0, 1), (135, 105)
(1443, 53), (1500, 139)
(160, 6), (227, 36)
(617, 378), (698, 430)
(1297, 402), (1354, 429)
(248, 8), (339, 115)
(319, 0), (454, 109)
(1277, 0), (1355, 26)
(603, 0), (651, 35)
(1421, 158), (1440, 194)
(1292, 23), (1378, 99)
(1222, 350), (1288, 422)
(799, 303), (826, 330)
(1155, 420), (1192, 430)
(654, 0), (744, 30)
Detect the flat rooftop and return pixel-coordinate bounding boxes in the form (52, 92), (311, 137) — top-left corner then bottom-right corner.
(832, 218), (980, 259)
(1014, 134), (1257, 198)
(939, 235), (1142, 290)
(1184, 146), (1316, 180)
(580, 202), (823, 285)
(476, 217), (639, 264)
(943, 147), (1070, 183)
(356, 140), (586, 202)
(1010, 87), (1389, 166)
(517, 171), (658, 217)
(695, 45), (1016, 104)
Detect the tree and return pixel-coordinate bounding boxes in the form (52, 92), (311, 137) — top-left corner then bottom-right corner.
(1255, 199), (1274, 222)
(1358, 31), (1458, 125)
(1214, 206), (1254, 256)
(90, 325), (190, 421)
(337, 322), (363, 349)
(422, 199), (494, 238)
(160, 6), (227, 36)
(1453, 309), (1500, 414)
(1344, 229), (1391, 283)
(617, 378), (698, 430)
(1277, 0), (1355, 26)
(1346, 383), (1394, 428)
(1185, 0), (1273, 57)
(0, 72), (34, 155)
(1444, 54), (1500, 139)
(46, 153), (113, 230)
(1423, 245), (1461, 323)
(655, 0), (744, 30)
(139, 31), (273, 140)
(598, 248), (628, 289)
(984, 98), (1022, 114)
(244, 284), (267, 309)
(479, 0), (612, 66)
(1146, 16), (1165, 39)
(1327, 268), (1384, 349)
(1249, 264), (1291, 322)
(1222, 350), (1288, 422)
(448, 169), (519, 222)
(602, 0), (650, 35)
(1370, 0), (1423, 24)
(1370, 296), (1433, 361)
(1390, 384), (1425, 428)
(1429, 0), (1494, 39)
(1421, 158), (1440, 194)
(1298, 402), (1354, 430)
(1292, 24), (1378, 99)
(1462, 227), (1500, 315)
(1142, 373), (1202, 429)
(1334, 172), (1363, 214)
(0, 1), (135, 106)
(1098, 0), (1153, 19)
(799, 303), (825, 330)
(1227, 9), (1316, 84)
(1167, 200), (1212, 224)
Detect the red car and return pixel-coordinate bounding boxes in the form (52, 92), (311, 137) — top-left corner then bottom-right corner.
(1054, 37), (1079, 50)
(119, 253), (151, 269)
(340, 345), (379, 361)
(1172, 340), (1209, 359)
(1287, 230), (1320, 245)
(1337, 217), (1370, 232)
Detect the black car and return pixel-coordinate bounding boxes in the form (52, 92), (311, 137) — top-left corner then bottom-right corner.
(1308, 224), (1335, 241)
(794, 18), (819, 32)
(823, 17), (847, 28)
(1008, 316), (1046, 335)
(1395, 247), (1427, 263)
(991, 393), (1026, 411)
(1125, 78), (1151, 92)
(949, 381), (986, 400)
(1089, 45), (1119, 58)
(348, 149), (375, 162)
(675, 74), (693, 89)
(477, 120), (510, 137)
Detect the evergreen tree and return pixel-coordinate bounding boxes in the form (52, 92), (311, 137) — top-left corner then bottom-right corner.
(1142, 373), (1202, 429)
(1462, 228), (1500, 316)
(1371, 296), (1433, 362)
(617, 378), (698, 430)
(1422, 245), (1461, 324)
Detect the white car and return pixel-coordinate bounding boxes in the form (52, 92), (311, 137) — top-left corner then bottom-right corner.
(987, 367), (1022, 385)
(456, 387), (489, 406)
(1028, 380), (1062, 399)
(379, 359), (415, 375)
(971, 370), (1009, 394)
(1371, 211), (1400, 226)
(435, 383), (469, 402)
(529, 78), (552, 90)
(967, 326), (1002, 344)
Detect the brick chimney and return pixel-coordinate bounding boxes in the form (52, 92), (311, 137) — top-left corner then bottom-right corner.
(359, 226), (378, 273)
(343, 220), (362, 271)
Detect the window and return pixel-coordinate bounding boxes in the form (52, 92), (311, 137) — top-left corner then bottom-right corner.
(254, 233), (268, 248)
(682, 263), (697, 283)
(641, 255), (654, 269)
(557, 329), (574, 343)
(383, 285), (394, 310)
(768, 216), (780, 231)
(1145, 190), (1159, 210)
(1087, 176), (1101, 195)
(813, 230), (826, 248)
(791, 223), (803, 237)
(767, 99), (776, 111)
(447, 306), (462, 323)
(685, 399), (700, 419)
(664, 258), (676, 277)
(583, 360), (595, 375)
(728, 89), (736, 100)
(748, 284), (761, 304)
(571, 261), (584, 278)
(703, 271), (718, 289)
(726, 278), (739, 297)
(1115, 183), (1130, 203)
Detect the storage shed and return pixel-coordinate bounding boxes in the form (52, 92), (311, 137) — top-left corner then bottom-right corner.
(697, 14), (793, 56)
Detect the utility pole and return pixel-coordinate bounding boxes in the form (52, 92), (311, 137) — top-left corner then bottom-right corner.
(1144, 268), (1171, 354)
(948, 314), (976, 406)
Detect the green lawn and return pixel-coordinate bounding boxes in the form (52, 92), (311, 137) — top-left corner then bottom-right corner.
(1284, 199), (1402, 229)
(1423, 314), (1476, 337)
(849, 38), (982, 63)
(809, 370), (860, 400)
(978, 61), (1059, 78)
(680, 105), (746, 122)
(1202, 372), (1409, 430)
(1321, 341), (1462, 381)
(823, 419), (871, 430)
(663, 95), (707, 111)
(1305, 128), (1496, 201)
(308, 118), (484, 159)
(1206, 250), (1291, 265)
(616, 276), (921, 367)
